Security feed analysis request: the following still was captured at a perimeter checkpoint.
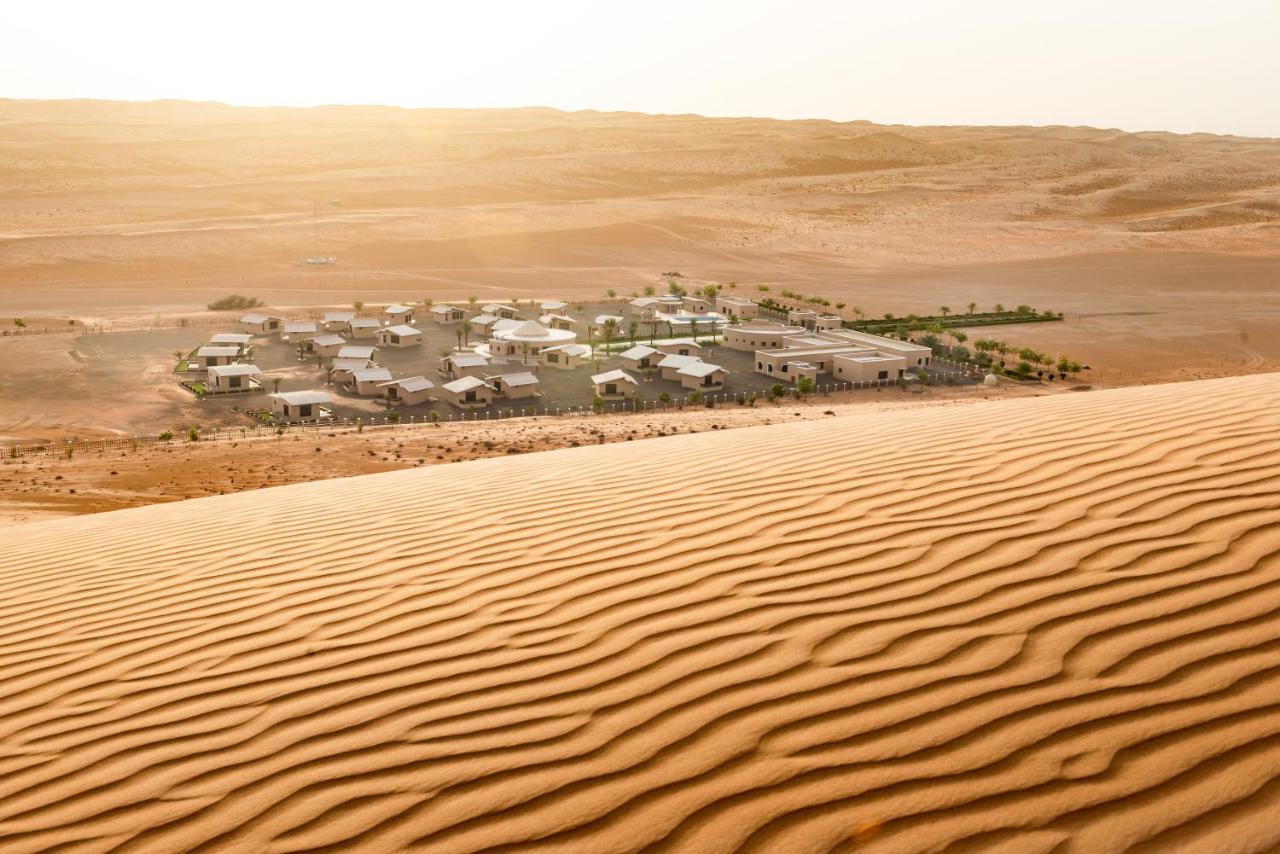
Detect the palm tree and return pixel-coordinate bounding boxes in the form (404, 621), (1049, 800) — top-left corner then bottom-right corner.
(602, 317), (618, 355)
(520, 342), (531, 365)
(628, 321), (639, 347)
(467, 295), (478, 311)
(461, 320), (473, 345)
(993, 303), (1006, 314)
(967, 301), (977, 315)
(689, 319), (699, 343)
(607, 288), (617, 299)
(271, 377), (282, 393)
(796, 376), (815, 398)
(353, 300), (364, 312)
(939, 305), (951, 318)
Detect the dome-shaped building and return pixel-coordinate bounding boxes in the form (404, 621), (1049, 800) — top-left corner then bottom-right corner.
(488, 320), (577, 361)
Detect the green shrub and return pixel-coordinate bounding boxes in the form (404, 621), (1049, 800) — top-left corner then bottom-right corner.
(207, 295), (265, 311)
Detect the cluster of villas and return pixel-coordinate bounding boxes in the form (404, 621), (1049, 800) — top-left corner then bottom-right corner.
(722, 322), (932, 383)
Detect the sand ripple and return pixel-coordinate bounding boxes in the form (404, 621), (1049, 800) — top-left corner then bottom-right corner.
(3, 375), (1280, 852)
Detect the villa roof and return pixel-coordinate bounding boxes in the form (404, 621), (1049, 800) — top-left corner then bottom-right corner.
(209, 333), (252, 345)
(239, 313), (279, 324)
(443, 375), (493, 393)
(541, 343), (592, 357)
(447, 353), (489, 367)
(380, 324), (420, 336)
(592, 369), (638, 385)
(351, 367), (393, 383)
(618, 344), (659, 360)
(331, 357), (372, 372)
(470, 314), (500, 326)
(539, 313), (576, 324)
(385, 304), (414, 314)
(630, 297), (658, 307)
(196, 345), (241, 357)
(659, 338), (703, 349)
(323, 311), (355, 322)
(482, 303), (515, 313)
(430, 304), (459, 314)
(492, 371), (540, 387)
(594, 315), (625, 326)
(311, 334), (347, 347)
(336, 345), (376, 360)
(379, 375), (435, 392)
(491, 318), (522, 334)
(540, 300), (568, 311)
(495, 320), (575, 343)
(677, 361), (727, 378)
(270, 390), (332, 405)
(349, 317), (382, 328)
(657, 354), (701, 370)
(283, 321), (317, 333)
(208, 363), (261, 377)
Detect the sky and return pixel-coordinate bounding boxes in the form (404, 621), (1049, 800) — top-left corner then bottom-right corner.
(3, 0), (1278, 137)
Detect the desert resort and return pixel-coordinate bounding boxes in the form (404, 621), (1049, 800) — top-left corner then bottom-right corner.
(138, 285), (1068, 432)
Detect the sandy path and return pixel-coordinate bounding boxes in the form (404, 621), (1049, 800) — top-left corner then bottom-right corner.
(2, 373), (1279, 851)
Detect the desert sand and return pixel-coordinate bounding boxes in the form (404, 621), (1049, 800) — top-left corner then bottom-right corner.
(2, 373), (1279, 852)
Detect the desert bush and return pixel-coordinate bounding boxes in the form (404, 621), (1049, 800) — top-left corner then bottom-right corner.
(207, 295), (265, 311)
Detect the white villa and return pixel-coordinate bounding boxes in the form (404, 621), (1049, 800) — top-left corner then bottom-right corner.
(309, 334), (348, 358)
(617, 344), (662, 372)
(482, 303), (519, 319)
(336, 345), (377, 361)
(540, 300), (568, 312)
(240, 313), (283, 334)
(330, 357), (374, 383)
(379, 376), (435, 406)
(209, 333), (253, 354)
(654, 339), (703, 357)
(488, 371), (540, 399)
(206, 363), (262, 393)
(195, 345), (241, 370)
(676, 360), (728, 391)
(441, 375), (494, 409)
(349, 367), (394, 396)
(629, 297), (660, 320)
(715, 295), (758, 320)
(348, 318), (382, 339)
(385, 304), (416, 325)
(323, 311), (355, 332)
(591, 369), (638, 399)
(539, 313), (576, 330)
(540, 343), (593, 370)
(282, 321), (318, 342)
(441, 352), (491, 379)
(376, 324), (423, 348)
(657, 353), (702, 381)
(431, 304), (467, 324)
(488, 320), (576, 362)
(269, 390), (332, 423)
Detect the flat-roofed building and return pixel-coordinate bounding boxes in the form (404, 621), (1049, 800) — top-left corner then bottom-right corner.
(754, 343), (877, 378)
(715, 295), (759, 320)
(833, 352), (909, 382)
(722, 322), (798, 352)
(819, 329), (934, 368)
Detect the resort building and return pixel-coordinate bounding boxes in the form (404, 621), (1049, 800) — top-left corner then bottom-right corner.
(430, 304), (467, 324)
(206, 364), (262, 393)
(832, 352), (909, 382)
(682, 295), (711, 313)
(715, 296), (759, 320)
(336, 345), (376, 361)
(655, 295), (684, 312)
(309, 334), (348, 358)
(282, 321), (318, 342)
(195, 345), (241, 370)
(539, 313), (577, 330)
(676, 361), (728, 391)
(468, 314), (502, 335)
(820, 330), (933, 368)
(654, 339), (703, 357)
(541, 300), (568, 312)
(754, 343), (873, 378)
(379, 376), (435, 406)
(629, 297), (660, 319)
(375, 324), (423, 348)
(588, 315), (627, 339)
(482, 304), (519, 319)
(348, 317), (383, 339)
(657, 353), (702, 381)
(487, 371), (540, 400)
(787, 309), (841, 332)
(349, 367), (394, 396)
(591, 369), (639, 399)
(384, 304), (416, 325)
(617, 344), (662, 372)
(441, 375), (494, 409)
(540, 343), (593, 370)
(722, 322), (800, 351)
(488, 320), (576, 362)
(329, 357), (374, 383)
(209, 333), (253, 354)
(440, 352), (491, 379)
(239, 313), (283, 334)
(269, 390), (332, 423)
(322, 311), (355, 332)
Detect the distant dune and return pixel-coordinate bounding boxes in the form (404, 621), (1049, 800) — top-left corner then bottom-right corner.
(3, 373), (1280, 851)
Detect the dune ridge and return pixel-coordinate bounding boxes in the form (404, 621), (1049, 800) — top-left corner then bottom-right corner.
(3, 374), (1280, 852)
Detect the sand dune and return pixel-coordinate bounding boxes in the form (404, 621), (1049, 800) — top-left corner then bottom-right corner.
(3, 374), (1280, 852)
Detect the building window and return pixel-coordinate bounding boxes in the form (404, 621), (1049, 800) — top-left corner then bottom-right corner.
(878, 370), (888, 380)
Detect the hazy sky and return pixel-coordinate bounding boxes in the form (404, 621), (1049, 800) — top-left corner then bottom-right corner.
(3, 0), (1278, 136)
